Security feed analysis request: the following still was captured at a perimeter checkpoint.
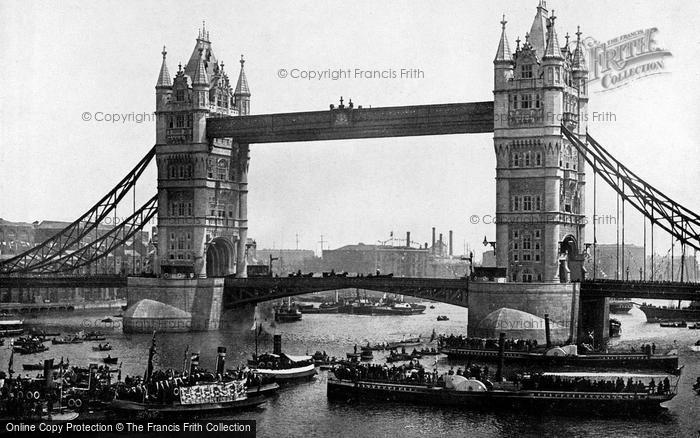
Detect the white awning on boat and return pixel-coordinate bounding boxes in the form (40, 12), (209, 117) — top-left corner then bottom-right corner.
(283, 354), (312, 363)
(542, 372), (676, 378)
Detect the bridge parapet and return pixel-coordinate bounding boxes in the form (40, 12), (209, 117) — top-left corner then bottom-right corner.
(223, 276), (469, 307)
(581, 279), (700, 300)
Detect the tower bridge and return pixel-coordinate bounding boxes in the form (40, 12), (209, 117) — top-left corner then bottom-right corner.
(1, 4), (699, 344)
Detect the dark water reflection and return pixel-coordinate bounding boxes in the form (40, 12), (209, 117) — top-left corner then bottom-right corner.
(2, 304), (699, 437)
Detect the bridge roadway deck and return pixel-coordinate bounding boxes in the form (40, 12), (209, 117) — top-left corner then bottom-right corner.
(0, 276), (698, 303)
(223, 276), (469, 307)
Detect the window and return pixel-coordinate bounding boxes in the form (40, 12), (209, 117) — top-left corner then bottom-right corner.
(187, 202), (193, 216)
(536, 152), (542, 166)
(523, 235), (531, 250)
(513, 241), (519, 250)
(168, 117), (174, 129)
(512, 230), (519, 239)
(523, 196), (532, 211)
(565, 204), (572, 213)
(521, 94), (532, 109)
(535, 94), (541, 108)
(176, 90), (185, 101)
(523, 273), (533, 282)
(512, 273), (517, 282)
(523, 252), (531, 261)
(512, 95), (518, 109)
(535, 252), (541, 262)
(535, 230), (541, 239)
(555, 68), (561, 83)
(176, 115), (185, 128)
(513, 253), (519, 262)
(524, 152), (531, 167)
(513, 196), (521, 211)
(178, 203), (185, 216)
(535, 242), (541, 250)
(521, 64), (533, 79)
(547, 67), (553, 82)
(535, 196), (541, 211)
(513, 153), (520, 167)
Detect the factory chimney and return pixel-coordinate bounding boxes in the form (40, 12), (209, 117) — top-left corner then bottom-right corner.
(431, 227), (436, 254)
(449, 230), (453, 256)
(406, 231), (411, 247)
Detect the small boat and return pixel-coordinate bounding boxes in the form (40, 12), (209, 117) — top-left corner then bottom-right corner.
(360, 349), (374, 361)
(52, 337), (83, 345)
(92, 343), (112, 351)
(102, 356), (119, 364)
(430, 305), (435, 309)
(250, 353), (317, 380)
(101, 317), (114, 323)
(29, 328), (60, 337)
(84, 332), (107, 341)
(387, 336), (422, 349)
(0, 319), (25, 336)
(23, 362), (60, 371)
(688, 323), (700, 330)
(660, 321), (687, 328)
(418, 348), (441, 356)
(275, 299), (302, 323)
(437, 315), (449, 321)
(346, 352), (361, 360)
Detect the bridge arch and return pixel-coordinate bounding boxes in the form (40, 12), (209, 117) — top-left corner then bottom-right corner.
(206, 237), (236, 277)
(559, 235), (579, 282)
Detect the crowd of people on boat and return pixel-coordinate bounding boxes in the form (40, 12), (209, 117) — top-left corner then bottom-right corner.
(116, 366), (267, 403)
(334, 361), (438, 385)
(439, 334), (538, 352)
(630, 343), (657, 355)
(520, 373), (672, 395)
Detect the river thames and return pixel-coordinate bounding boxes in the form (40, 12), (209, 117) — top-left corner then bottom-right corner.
(2, 303), (699, 438)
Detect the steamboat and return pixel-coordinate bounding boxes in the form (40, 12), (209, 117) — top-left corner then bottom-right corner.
(328, 365), (679, 414)
(440, 345), (679, 374)
(639, 301), (700, 323)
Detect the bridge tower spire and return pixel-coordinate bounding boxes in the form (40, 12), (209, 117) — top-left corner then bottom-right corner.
(154, 26), (251, 279)
(493, 4), (588, 283)
(234, 55), (251, 115)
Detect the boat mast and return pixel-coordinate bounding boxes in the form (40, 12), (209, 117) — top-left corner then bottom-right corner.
(144, 331), (156, 384)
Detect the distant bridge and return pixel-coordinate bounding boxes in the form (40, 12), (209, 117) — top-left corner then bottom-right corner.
(222, 276), (469, 308)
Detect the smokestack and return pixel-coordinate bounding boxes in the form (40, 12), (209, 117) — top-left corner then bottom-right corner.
(544, 314), (552, 349)
(273, 334), (282, 355)
(431, 227), (436, 253)
(439, 233), (443, 255)
(215, 346), (227, 376)
(406, 231), (411, 247)
(496, 333), (505, 382)
(449, 230), (453, 256)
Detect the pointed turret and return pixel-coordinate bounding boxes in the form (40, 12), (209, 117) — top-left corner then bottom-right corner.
(528, 0), (549, 59)
(234, 55), (251, 116)
(494, 15), (512, 63)
(572, 27), (588, 72)
(156, 46), (172, 88)
(235, 55), (250, 96)
(192, 48), (209, 85)
(185, 21), (218, 81)
(543, 12), (563, 59)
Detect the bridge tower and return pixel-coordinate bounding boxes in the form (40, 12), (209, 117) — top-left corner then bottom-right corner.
(493, 2), (589, 283)
(154, 24), (251, 279)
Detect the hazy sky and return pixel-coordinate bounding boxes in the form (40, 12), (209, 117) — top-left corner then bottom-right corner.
(1, 0), (698, 258)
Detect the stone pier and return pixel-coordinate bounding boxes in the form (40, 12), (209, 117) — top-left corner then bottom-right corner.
(124, 277), (223, 332)
(467, 282), (581, 344)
